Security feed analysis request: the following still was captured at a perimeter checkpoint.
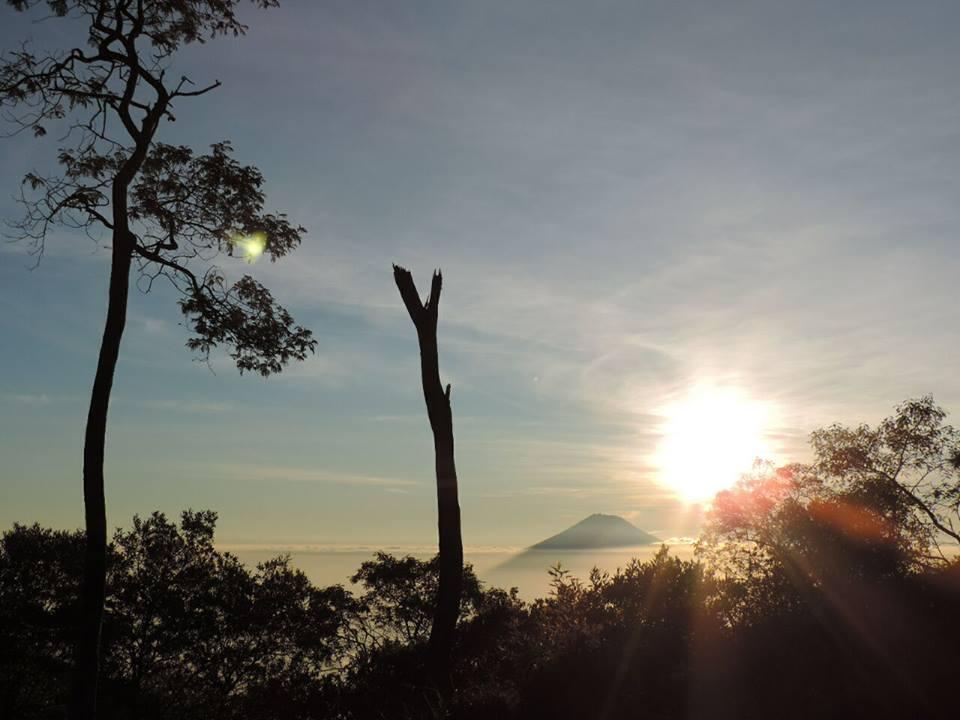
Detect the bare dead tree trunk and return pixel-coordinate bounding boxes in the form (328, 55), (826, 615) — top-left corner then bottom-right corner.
(71, 229), (134, 720)
(393, 265), (464, 691)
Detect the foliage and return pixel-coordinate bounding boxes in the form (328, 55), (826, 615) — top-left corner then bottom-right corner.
(0, 524), (85, 717)
(699, 397), (960, 625)
(809, 395), (960, 551)
(2, 508), (958, 720)
(0, 512), (355, 720)
(0, 0), (314, 374)
(3, 398), (960, 719)
(102, 511), (354, 718)
(348, 552), (484, 652)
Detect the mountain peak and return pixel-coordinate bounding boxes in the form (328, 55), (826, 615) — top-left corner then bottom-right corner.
(530, 514), (658, 550)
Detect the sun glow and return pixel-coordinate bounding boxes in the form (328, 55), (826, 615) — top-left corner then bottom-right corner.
(654, 385), (774, 503)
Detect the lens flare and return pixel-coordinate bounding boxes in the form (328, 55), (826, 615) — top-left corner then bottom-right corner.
(231, 232), (267, 264)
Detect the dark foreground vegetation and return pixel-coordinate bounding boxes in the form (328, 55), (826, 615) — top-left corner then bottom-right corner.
(3, 398), (960, 720)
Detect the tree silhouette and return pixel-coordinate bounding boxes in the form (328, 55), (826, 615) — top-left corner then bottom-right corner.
(0, 512), (355, 719)
(349, 552), (483, 651)
(809, 395), (960, 555)
(2, 500), (959, 719)
(0, 2), (313, 717)
(701, 397), (960, 599)
(392, 265), (463, 695)
(0, 523), (85, 716)
(106, 511), (352, 718)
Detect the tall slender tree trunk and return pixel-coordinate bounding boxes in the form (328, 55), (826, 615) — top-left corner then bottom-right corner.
(71, 228), (133, 720)
(393, 265), (464, 692)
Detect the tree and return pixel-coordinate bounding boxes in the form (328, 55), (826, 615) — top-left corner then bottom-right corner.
(0, 524), (87, 718)
(810, 395), (960, 558)
(392, 265), (464, 692)
(349, 552), (483, 652)
(0, 512), (355, 720)
(105, 511), (352, 720)
(697, 418), (960, 720)
(0, 3), (314, 717)
(701, 398), (960, 589)
(341, 553), (507, 720)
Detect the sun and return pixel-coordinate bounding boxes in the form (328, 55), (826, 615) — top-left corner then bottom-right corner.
(654, 385), (774, 503)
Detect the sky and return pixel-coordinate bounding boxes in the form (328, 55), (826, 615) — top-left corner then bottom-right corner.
(1, 0), (959, 549)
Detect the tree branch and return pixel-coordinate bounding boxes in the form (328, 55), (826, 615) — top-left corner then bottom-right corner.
(393, 264), (428, 328)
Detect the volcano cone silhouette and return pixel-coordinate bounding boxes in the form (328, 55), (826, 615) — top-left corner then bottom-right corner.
(530, 514), (658, 550)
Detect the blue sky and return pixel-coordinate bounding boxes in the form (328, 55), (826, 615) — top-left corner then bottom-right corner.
(2, 0), (959, 548)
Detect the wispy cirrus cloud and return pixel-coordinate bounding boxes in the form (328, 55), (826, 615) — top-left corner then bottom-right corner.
(4, 393), (55, 406)
(202, 462), (422, 489)
(3, 0), (960, 547)
(142, 400), (235, 414)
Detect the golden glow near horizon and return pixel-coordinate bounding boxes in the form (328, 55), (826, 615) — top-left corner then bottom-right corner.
(654, 384), (775, 503)
(231, 232), (267, 264)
